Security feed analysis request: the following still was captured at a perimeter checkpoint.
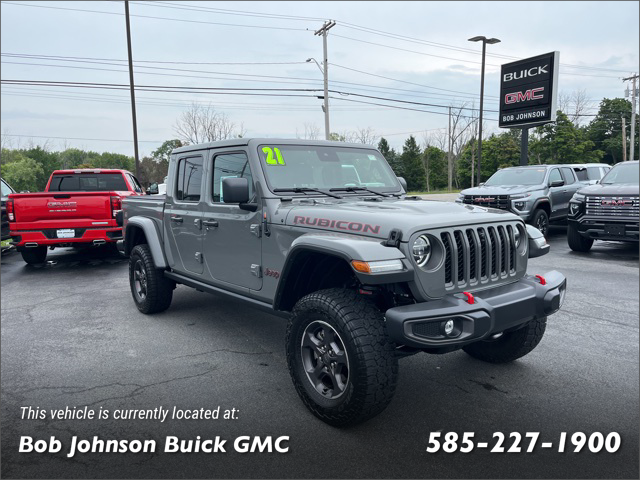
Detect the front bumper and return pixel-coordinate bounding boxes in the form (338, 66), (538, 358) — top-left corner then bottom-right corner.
(568, 217), (639, 242)
(385, 271), (566, 349)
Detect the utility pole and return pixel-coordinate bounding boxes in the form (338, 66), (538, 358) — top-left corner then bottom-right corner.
(125, 1), (140, 177)
(623, 74), (638, 161)
(622, 117), (627, 162)
(447, 106), (452, 191)
(314, 21), (336, 140)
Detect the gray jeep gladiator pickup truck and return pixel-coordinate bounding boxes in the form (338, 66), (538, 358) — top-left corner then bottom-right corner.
(120, 138), (567, 427)
(457, 165), (583, 236)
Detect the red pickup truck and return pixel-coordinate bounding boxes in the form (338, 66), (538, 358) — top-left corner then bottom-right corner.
(7, 169), (144, 264)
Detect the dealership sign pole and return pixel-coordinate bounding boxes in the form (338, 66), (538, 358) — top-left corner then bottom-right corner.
(499, 52), (560, 165)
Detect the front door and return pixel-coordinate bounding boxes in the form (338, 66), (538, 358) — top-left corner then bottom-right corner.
(547, 167), (567, 220)
(201, 151), (262, 290)
(164, 154), (205, 275)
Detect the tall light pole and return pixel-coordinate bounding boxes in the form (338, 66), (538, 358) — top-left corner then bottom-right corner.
(124, 1), (140, 178)
(468, 36), (500, 185)
(313, 21), (336, 140)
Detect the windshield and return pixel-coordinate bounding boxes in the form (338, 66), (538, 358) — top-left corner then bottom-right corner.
(258, 145), (401, 193)
(484, 168), (546, 186)
(574, 167), (604, 181)
(1, 179), (13, 197)
(600, 162), (639, 185)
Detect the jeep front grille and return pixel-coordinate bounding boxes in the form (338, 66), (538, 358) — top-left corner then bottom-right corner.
(463, 195), (510, 210)
(440, 224), (518, 290)
(585, 196), (639, 217)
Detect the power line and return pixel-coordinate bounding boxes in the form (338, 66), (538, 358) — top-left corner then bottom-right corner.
(1, 2), (311, 31)
(1, 133), (162, 143)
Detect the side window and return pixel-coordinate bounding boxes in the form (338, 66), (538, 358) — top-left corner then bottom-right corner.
(560, 167), (576, 185)
(176, 156), (204, 202)
(548, 168), (562, 185)
(127, 174), (143, 193)
(212, 152), (254, 203)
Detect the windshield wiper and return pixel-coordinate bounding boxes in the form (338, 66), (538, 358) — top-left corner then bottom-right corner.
(329, 186), (391, 197)
(273, 187), (343, 199)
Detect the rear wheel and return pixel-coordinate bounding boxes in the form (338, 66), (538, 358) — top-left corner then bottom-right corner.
(567, 223), (593, 252)
(286, 288), (398, 427)
(129, 244), (174, 314)
(463, 317), (547, 363)
(21, 246), (47, 265)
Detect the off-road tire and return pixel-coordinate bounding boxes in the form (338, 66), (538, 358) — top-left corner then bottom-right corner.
(21, 246), (47, 265)
(129, 244), (174, 314)
(530, 209), (549, 237)
(286, 288), (398, 427)
(462, 317), (547, 363)
(567, 223), (593, 252)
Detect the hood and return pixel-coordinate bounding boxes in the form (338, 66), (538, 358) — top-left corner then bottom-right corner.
(578, 183), (639, 196)
(460, 185), (542, 196)
(278, 198), (518, 241)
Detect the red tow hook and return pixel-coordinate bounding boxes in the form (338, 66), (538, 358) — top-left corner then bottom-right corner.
(534, 275), (547, 286)
(462, 291), (475, 305)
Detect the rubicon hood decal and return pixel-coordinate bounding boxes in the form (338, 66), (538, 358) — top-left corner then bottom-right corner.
(293, 215), (381, 234)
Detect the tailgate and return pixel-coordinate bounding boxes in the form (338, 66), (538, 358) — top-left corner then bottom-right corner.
(9, 192), (115, 226)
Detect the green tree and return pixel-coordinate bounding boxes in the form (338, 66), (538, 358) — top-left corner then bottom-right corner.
(586, 98), (634, 163)
(423, 145), (447, 191)
(532, 111), (603, 164)
(2, 155), (44, 192)
(378, 137), (402, 176)
(152, 139), (183, 163)
(20, 146), (60, 190)
(400, 135), (426, 191)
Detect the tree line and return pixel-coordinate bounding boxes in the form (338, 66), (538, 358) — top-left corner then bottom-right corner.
(0, 97), (636, 193)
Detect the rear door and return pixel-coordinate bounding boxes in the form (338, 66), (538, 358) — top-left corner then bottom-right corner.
(164, 154), (205, 275)
(560, 167), (580, 213)
(201, 150), (262, 290)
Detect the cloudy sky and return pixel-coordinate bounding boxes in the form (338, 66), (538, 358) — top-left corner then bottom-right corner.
(1, 1), (638, 156)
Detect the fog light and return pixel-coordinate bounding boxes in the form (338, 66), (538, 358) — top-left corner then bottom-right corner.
(444, 320), (454, 335)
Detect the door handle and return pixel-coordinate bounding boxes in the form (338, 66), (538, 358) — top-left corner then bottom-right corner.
(203, 220), (219, 228)
(170, 216), (183, 223)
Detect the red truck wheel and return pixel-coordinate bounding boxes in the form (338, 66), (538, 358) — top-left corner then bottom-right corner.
(21, 246), (47, 265)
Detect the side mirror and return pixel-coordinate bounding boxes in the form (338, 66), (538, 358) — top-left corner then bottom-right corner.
(549, 180), (565, 188)
(222, 177), (250, 204)
(526, 224), (549, 258)
(148, 183), (159, 195)
(478, 182), (485, 187)
(397, 176), (408, 192)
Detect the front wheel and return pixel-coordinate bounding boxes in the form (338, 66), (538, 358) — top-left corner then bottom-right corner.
(567, 223), (593, 252)
(21, 246), (47, 265)
(129, 244), (174, 314)
(286, 288), (398, 427)
(530, 209), (549, 237)
(463, 317), (547, 363)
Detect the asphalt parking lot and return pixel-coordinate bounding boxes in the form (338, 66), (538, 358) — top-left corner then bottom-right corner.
(1, 227), (638, 479)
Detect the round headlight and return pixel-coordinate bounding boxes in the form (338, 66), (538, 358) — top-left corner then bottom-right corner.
(412, 235), (431, 268)
(514, 228), (521, 248)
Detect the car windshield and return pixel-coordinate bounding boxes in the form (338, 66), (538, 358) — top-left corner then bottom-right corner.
(258, 145), (401, 193)
(600, 162), (639, 185)
(484, 168), (546, 186)
(1, 179), (13, 197)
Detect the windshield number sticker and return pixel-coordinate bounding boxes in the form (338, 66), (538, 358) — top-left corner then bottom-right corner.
(262, 147), (285, 166)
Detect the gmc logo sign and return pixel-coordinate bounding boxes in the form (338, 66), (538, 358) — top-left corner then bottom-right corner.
(474, 197), (495, 202)
(505, 87), (544, 104)
(601, 200), (631, 206)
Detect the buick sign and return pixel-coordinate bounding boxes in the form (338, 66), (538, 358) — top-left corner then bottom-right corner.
(499, 51), (559, 128)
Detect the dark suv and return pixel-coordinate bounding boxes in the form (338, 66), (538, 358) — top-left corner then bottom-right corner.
(458, 165), (582, 236)
(567, 160), (639, 252)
